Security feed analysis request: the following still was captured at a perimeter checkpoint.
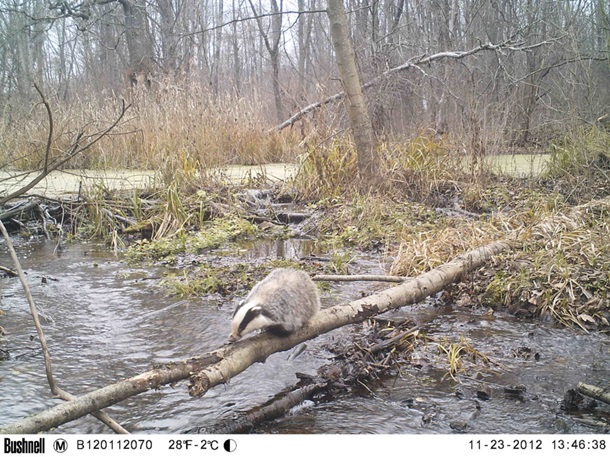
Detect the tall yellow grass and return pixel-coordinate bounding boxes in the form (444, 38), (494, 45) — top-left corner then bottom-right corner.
(0, 82), (301, 175)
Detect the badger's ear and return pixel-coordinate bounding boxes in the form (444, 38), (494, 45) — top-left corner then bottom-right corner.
(232, 300), (246, 317)
(250, 306), (262, 315)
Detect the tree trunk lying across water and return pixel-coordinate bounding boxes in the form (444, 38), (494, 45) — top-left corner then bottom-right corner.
(0, 240), (510, 434)
(576, 382), (610, 406)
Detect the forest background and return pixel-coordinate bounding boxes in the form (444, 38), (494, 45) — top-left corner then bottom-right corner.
(1, 0), (609, 175)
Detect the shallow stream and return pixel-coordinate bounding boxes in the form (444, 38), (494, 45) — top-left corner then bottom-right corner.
(0, 239), (608, 434)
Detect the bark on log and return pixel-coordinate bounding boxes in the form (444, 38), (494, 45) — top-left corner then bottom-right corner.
(576, 382), (610, 406)
(0, 239), (510, 434)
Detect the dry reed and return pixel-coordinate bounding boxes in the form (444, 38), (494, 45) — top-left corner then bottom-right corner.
(0, 81), (302, 177)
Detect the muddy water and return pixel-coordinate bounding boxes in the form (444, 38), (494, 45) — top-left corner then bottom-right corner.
(1, 240), (609, 434)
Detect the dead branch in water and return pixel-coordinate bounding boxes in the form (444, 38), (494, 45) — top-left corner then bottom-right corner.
(0, 219), (129, 434)
(199, 381), (322, 434)
(576, 382), (610, 406)
(0, 239), (510, 434)
(0, 264), (18, 277)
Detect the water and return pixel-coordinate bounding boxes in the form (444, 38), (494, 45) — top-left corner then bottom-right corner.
(1, 240), (608, 434)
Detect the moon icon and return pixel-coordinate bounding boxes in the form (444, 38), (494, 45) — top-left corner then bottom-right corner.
(223, 439), (237, 452)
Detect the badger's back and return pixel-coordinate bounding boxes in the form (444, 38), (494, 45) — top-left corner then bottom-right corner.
(250, 268), (319, 332)
(230, 268), (320, 341)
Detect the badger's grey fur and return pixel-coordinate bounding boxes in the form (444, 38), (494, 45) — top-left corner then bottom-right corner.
(229, 268), (320, 342)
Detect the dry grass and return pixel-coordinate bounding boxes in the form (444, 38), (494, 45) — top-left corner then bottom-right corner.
(484, 198), (610, 330)
(0, 81), (301, 178)
(389, 219), (504, 276)
(546, 125), (610, 177)
(292, 137), (359, 199)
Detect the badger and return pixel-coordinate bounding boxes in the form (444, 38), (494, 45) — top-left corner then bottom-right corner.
(229, 268), (320, 342)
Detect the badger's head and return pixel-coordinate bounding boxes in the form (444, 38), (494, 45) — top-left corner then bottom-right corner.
(229, 300), (274, 342)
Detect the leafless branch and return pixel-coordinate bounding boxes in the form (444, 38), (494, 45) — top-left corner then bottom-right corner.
(312, 274), (410, 283)
(0, 219), (128, 434)
(272, 39), (555, 132)
(180, 9), (327, 37)
(0, 96), (130, 206)
(33, 84), (53, 174)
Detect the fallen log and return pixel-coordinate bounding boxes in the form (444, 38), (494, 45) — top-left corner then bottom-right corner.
(0, 239), (511, 434)
(576, 382), (610, 406)
(0, 201), (40, 222)
(198, 382), (323, 434)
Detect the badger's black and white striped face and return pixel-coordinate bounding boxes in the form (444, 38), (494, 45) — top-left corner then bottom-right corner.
(229, 300), (275, 342)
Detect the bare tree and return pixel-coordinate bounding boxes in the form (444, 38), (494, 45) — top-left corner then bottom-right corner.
(327, 0), (378, 180)
(248, 0), (284, 120)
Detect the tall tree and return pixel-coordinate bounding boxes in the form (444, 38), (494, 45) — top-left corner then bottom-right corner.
(327, 0), (378, 180)
(118, 0), (155, 88)
(248, 0), (284, 120)
(156, 0), (180, 73)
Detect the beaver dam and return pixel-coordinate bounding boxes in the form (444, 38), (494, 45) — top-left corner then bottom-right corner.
(1, 153), (610, 435)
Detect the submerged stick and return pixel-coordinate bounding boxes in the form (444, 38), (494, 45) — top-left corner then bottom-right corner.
(0, 264), (18, 277)
(0, 239), (510, 434)
(200, 383), (322, 434)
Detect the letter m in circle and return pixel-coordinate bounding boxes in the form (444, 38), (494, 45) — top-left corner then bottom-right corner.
(53, 439), (68, 453)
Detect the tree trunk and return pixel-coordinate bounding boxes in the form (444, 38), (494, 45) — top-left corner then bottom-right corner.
(248, 0), (284, 121)
(212, 0), (224, 96)
(119, 0), (154, 88)
(0, 240), (509, 434)
(297, 0), (307, 93)
(231, 0), (242, 94)
(157, 0), (179, 74)
(327, 0), (378, 180)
